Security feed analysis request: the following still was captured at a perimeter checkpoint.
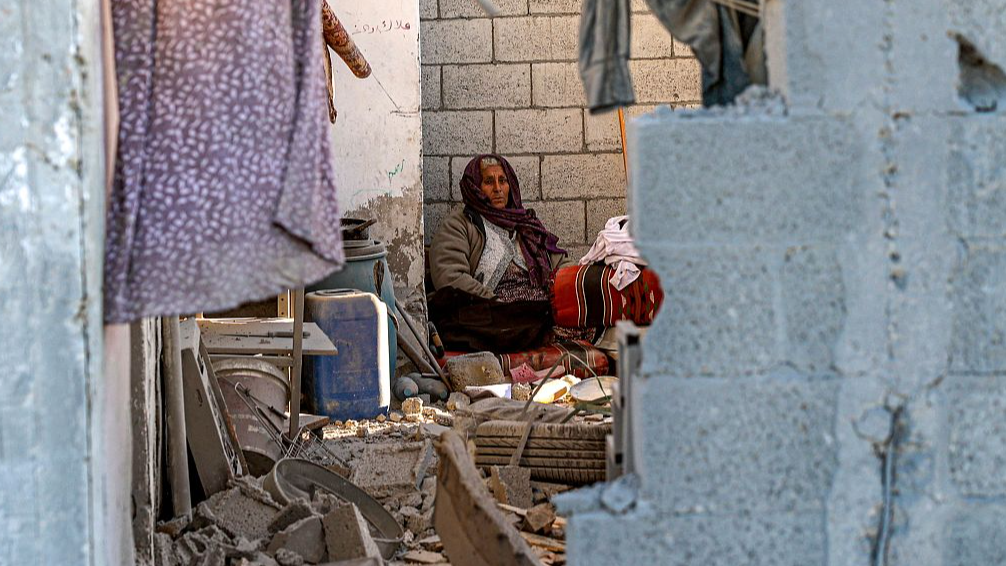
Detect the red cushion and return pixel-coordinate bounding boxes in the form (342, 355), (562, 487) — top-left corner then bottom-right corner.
(552, 264), (663, 328)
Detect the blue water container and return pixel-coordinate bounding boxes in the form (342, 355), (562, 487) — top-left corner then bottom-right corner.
(304, 290), (391, 420)
(308, 239), (398, 375)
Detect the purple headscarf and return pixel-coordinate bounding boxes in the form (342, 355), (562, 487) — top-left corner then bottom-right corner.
(460, 155), (567, 287)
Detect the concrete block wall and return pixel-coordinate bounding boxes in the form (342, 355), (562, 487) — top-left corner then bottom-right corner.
(558, 1), (1006, 565)
(420, 0), (701, 259)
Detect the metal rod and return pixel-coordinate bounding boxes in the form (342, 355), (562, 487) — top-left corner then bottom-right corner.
(162, 316), (191, 517)
(396, 307), (452, 388)
(396, 327), (440, 375)
(288, 287), (305, 439)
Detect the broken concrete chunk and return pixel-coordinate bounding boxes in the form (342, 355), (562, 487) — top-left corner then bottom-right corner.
(350, 441), (433, 498)
(268, 499), (317, 534)
(445, 351), (505, 389)
(490, 465), (533, 509)
(402, 397), (423, 416)
(323, 504), (382, 562)
(400, 492), (423, 509)
(205, 484), (282, 541)
(273, 548), (305, 566)
(512, 383), (532, 401)
(390, 411), (404, 422)
(446, 392), (470, 411)
(402, 549), (446, 564)
(402, 506), (434, 534)
(522, 503), (556, 534)
(266, 516), (326, 564)
(156, 514), (191, 538)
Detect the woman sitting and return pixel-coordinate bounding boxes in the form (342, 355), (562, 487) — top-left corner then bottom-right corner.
(428, 155), (571, 352)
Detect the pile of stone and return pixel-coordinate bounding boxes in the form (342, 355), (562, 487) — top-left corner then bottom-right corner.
(153, 478), (383, 566)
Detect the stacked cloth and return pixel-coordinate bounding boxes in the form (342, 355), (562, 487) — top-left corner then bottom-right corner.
(552, 263), (663, 329)
(579, 215), (647, 290)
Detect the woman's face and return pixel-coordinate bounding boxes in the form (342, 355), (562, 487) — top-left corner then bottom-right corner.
(480, 164), (510, 209)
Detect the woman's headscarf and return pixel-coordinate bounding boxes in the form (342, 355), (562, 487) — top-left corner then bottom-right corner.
(460, 154), (566, 287)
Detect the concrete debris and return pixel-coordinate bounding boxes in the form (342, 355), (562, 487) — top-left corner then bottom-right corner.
(274, 548), (306, 566)
(402, 549), (447, 564)
(269, 499), (318, 534)
(376, 414), (387, 423)
(490, 465), (534, 509)
(522, 503), (556, 534)
(350, 441), (434, 498)
(390, 411), (404, 422)
(267, 516), (326, 564)
(445, 351), (506, 390)
(511, 383), (532, 401)
(323, 504), (383, 562)
(204, 481), (282, 541)
(446, 392), (470, 411)
(402, 397), (423, 417)
(357, 426), (371, 438)
(415, 534), (442, 552)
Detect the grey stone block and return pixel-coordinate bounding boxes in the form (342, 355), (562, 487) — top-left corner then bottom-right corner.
(584, 110), (621, 151)
(496, 109), (583, 154)
(629, 59), (702, 103)
(529, 0), (581, 14)
(780, 246), (846, 373)
(947, 116), (1006, 239)
(947, 376), (1006, 497)
(421, 65), (440, 110)
(424, 202), (459, 243)
(542, 153), (625, 199)
(420, 20), (493, 64)
(531, 62), (586, 107)
(443, 64), (531, 109)
(586, 198), (627, 240)
(950, 246), (1006, 373)
(526, 200), (586, 244)
(451, 155), (540, 200)
(945, 505), (1006, 566)
(267, 516), (325, 564)
(441, 0), (528, 18)
(419, 0), (437, 19)
(323, 504), (382, 562)
(630, 114), (867, 246)
(630, 13), (676, 59)
(494, 16), (579, 62)
(638, 246), (778, 377)
(566, 509), (826, 566)
(635, 376), (839, 513)
(423, 156), (451, 202)
(422, 111), (493, 156)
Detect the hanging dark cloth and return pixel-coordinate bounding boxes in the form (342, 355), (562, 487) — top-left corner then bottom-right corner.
(104, 0), (344, 323)
(578, 0), (766, 110)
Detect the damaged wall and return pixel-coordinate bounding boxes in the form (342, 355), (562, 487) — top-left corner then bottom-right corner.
(559, 0), (1006, 565)
(420, 0), (702, 260)
(0, 0), (119, 563)
(328, 0), (427, 318)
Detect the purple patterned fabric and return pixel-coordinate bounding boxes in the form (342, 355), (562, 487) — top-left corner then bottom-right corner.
(104, 0), (344, 323)
(460, 154), (566, 288)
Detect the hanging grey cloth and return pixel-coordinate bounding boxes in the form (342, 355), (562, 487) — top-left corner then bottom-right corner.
(578, 0), (766, 110)
(104, 0), (345, 323)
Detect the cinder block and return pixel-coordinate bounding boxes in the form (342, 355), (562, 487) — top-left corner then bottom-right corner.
(421, 65), (440, 110)
(451, 155), (541, 200)
(945, 505), (1006, 566)
(950, 247), (1006, 373)
(420, 19), (493, 64)
(584, 111), (621, 151)
(947, 116), (1006, 239)
(529, 0), (580, 14)
(630, 13), (675, 59)
(423, 156), (451, 202)
(532, 62), (586, 107)
(566, 509), (826, 566)
(763, 0), (888, 112)
(638, 246), (777, 377)
(496, 109), (582, 154)
(526, 200), (586, 245)
(441, 0), (528, 18)
(586, 198), (627, 240)
(419, 0), (437, 19)
(635, 376), (839, 513)
(947, 376), (1006, 496)
(630, 114), (867, 245)
(673, 36), (694, 58)
(629, 59), (702, 103)
(780, 246), (846, 373)
(424, 203), (460, 243)
(323, 504), (382, 561)
(267, 516), (326, 564)
(443, 64), (531, 109)
(541, 153), (625, 199)
(494, 16), (579, 62)
(422, 111), (493, 156)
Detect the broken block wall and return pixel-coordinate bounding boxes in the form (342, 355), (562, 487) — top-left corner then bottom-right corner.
(562, 0), (1006, 565)
(419, 0), (701, 259)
